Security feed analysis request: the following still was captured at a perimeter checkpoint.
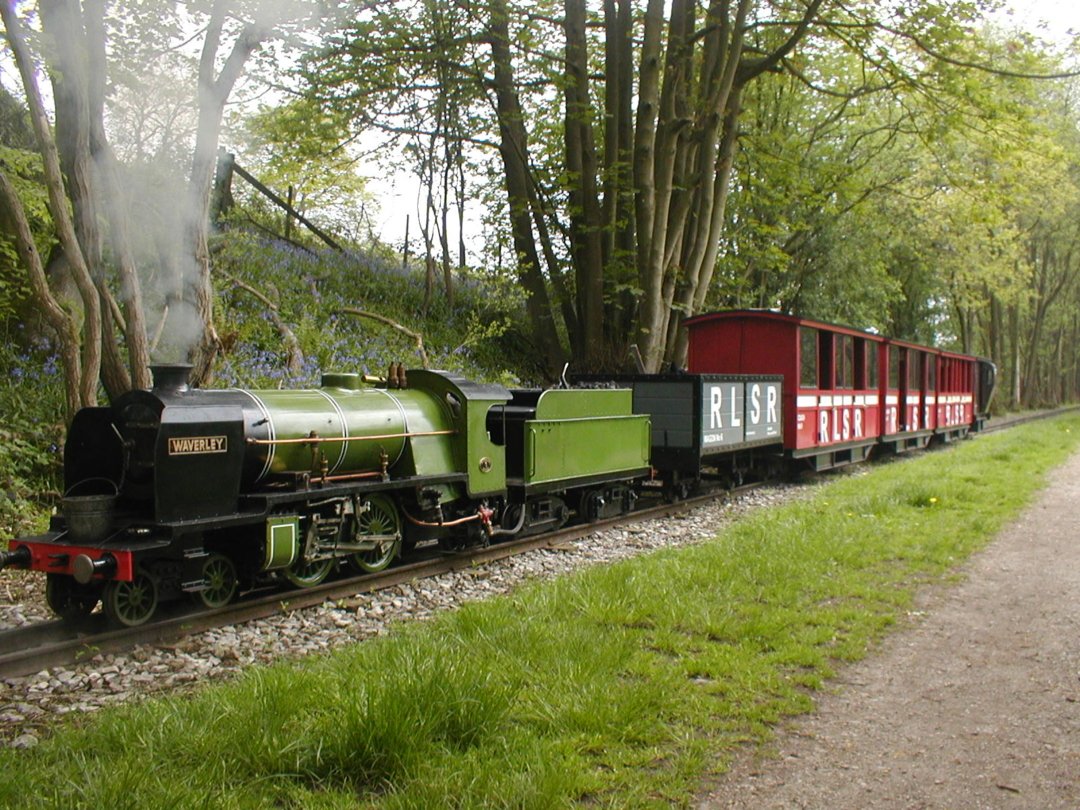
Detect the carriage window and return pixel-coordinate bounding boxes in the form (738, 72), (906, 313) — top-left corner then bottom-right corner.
(889, 348), (900, 388)
(927, 358), (937, 391)
(836, 335), (854, 389)
(800, 327), (818, 388)
(865, 341), (879, 388)
(854, 340), (866, 389)
(908, 352), (922, 389)
(819, 333), (834, 388)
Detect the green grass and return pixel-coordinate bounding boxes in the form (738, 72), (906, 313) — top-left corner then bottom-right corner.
(3, 415), (1079, 808)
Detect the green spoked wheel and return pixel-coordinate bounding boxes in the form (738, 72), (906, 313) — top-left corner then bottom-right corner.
(284, 556), (335, 588)
(349, 494), (401, 574)
(102, 572), (158, 627)
(45, 574), (99, 621)
(195, 553), (238, 609)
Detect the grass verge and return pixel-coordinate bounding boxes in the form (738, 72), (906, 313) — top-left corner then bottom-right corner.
(3, 415), (1079, 808)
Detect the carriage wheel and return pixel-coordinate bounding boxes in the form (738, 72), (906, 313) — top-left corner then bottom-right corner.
(45, 574), (99, 621)
(583, 490), (606, 522)
(102, 572), (158, 627)
(349, 494), (401, 574)
(195, 553), (238, 609)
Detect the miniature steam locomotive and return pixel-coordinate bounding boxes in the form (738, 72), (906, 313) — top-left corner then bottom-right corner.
(1, 364), (657, 626)
(2, 310), (995, 627)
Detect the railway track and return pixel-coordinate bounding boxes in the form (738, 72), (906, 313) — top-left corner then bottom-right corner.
(0, 487), (730, 679)
(4, 404), (1075, 681)
(981, 404), (1080, 434)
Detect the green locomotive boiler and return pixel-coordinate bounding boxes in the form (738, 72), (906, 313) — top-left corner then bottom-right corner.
(2, 365), (650, 627)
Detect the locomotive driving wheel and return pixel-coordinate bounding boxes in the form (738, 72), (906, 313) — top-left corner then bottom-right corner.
(349, 494), (401, 574)
(45, 574), (99, 620)
(284, 556), (334, 588)
(195, 553), (238, 609)
(284, 514), (336, 588)
(102, 571), (158, 627)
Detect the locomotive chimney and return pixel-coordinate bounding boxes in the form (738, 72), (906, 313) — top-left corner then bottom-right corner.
(150, 363), (193, 393)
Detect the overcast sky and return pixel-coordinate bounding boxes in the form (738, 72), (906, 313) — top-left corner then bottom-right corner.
(999, 0), (1080, 45)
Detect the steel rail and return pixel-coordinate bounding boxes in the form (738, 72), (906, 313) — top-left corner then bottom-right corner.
(981, 405), (1080, 434)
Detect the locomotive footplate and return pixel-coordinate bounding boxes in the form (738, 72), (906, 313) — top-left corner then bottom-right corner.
(141, 473), (469, 535)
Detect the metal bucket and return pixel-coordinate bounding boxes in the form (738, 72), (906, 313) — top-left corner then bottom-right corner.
(63, 479), (118, 543)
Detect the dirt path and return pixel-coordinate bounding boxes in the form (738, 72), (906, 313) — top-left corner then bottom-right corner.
(697, 450), (1080, 810)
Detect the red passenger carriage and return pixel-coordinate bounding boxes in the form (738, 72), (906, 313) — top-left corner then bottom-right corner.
(935, 350), (979, 440)
(878, 341), (979, 451)
(880, 338), (937, 452)
(684, 310), (988, 470)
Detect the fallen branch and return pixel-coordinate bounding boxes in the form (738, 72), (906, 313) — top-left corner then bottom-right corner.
(337, 308), (430, 368)
(219, 271), (304, 376)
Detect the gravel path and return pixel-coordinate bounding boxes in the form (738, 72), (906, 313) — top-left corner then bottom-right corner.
(697, 451), (1080, 809)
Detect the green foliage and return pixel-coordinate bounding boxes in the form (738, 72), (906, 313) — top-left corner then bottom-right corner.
(0, 86), (36, 150)
(3, 415), (1078, 807)
(0, 99), (66, 529)
(0, 145), (52, 324)
(715, 59), (912, 330)
(302, 0), (1080, 373)
(0, 328), (66, 537)
(232, 98), (371, 243)
(709, 8), (1080, 390)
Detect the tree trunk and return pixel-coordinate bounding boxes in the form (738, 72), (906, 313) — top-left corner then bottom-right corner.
(184, 3), (270, 385)
(564, 0), (605, 366)
(0, 171), (83, 421)
(635, 0), (694, 372)
(1009, 303), (1021, 408)
(486, 0), (566, 377)
(601, 0), (636, 350)
(41, 0), (151, 397)
(632, 0), (824, 371)
(2, 0), (101, 409)
(439, 139), (454, 308)
(669, 79), (745, 368)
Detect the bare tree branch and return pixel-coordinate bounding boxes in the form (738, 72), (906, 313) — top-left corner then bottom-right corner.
(336, 307), (431, 368)
(874, 23), (1080, 81)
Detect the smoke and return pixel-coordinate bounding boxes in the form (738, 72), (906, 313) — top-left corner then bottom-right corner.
(4, 0), (348, 382)
(153, 298), (205, 365)
(41, 0), (354, 375)
(99, 0), (328, 370)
